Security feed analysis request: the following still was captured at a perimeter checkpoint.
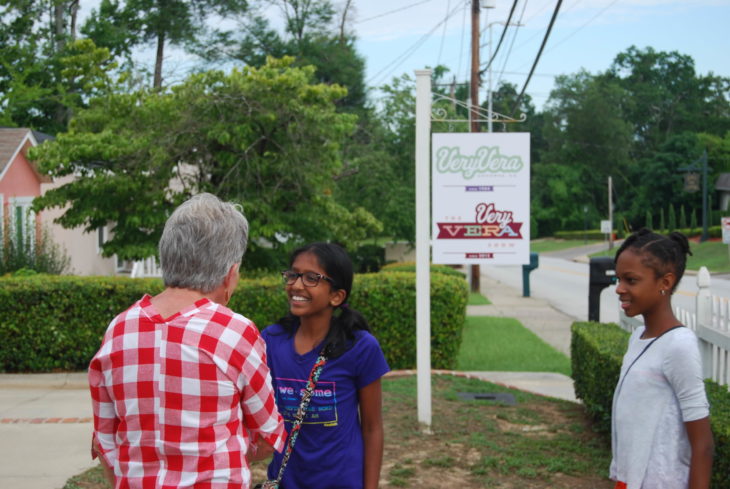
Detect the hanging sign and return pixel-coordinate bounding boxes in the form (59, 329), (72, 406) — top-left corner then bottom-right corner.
(432, 132), (530, 265)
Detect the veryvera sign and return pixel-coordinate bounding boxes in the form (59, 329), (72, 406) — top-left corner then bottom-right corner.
(432, 133), (530, 265)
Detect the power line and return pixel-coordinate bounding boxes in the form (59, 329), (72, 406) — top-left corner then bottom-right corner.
(456, 0), (468, 82)
(355, 0), (435, 24)
(544, 0), (620, 54)
(366, 1), (466, 87)
(494, 0), (529, 89)
(437, 0), (453, 66)
(479, 0), (519, 76)
(512, 0), (563, 112)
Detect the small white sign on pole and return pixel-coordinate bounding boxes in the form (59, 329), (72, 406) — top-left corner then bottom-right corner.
(600, 220), (612, 234)
(431, 132), (530, 265)
(721, 217), (730, 244)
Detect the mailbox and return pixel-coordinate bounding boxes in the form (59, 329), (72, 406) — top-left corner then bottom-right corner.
(588, 256), (617, 321)
(522, 252), (539, 297)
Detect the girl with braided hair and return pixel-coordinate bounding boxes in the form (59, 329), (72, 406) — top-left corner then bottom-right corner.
(611, 228), (714, 489)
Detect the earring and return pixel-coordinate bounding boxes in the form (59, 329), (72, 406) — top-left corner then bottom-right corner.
(660, 289), (666, 296)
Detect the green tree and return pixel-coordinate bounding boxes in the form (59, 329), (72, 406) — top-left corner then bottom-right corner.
(608, 46), (730, 157)
(668, 204), (676, 232)
(645, 209), (653, 230)
(31, 57), (380, 268)
(659, 208), (665, 232)
(81, 0), (249, 88)
(690, 208), (698, 234)
(679, 205), (687, 229)
(0, 0), (83, 133)
(537, 71), (632, 235)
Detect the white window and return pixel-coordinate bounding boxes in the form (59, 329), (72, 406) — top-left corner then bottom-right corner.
(9, 196), (35, 251)
(97, 226), (106, 254)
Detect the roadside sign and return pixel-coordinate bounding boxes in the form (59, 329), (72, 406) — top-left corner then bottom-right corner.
(722, 217), (730, 244)
(600, 220), (612, 234)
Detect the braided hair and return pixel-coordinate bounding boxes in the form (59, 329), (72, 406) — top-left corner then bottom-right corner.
(278, 242), (371, 358)
(614, 228), (692, 293)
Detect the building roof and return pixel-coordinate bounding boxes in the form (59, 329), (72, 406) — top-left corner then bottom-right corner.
(716, 173), (730, 191)
(0, 127), (52, 183)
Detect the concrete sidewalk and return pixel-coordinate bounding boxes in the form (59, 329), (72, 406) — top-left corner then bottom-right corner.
(461, 270), (579, 403)
(0, 272), (579, 489)
(0, 372), (94, 489)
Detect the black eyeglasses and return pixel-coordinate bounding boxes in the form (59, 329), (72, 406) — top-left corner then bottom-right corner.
(281, 270), (335, 287)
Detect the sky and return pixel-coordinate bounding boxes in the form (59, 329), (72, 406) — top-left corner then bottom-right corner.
(346, 0), (730, 111)
(76, 0), (729, 113)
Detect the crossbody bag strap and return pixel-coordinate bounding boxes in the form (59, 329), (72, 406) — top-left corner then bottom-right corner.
(621, 325), (684, 381)
(611, 325), (684, 446)
(269, 350), (328, 489)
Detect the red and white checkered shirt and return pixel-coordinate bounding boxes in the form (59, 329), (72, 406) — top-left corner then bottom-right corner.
(89, 295), (286, 489)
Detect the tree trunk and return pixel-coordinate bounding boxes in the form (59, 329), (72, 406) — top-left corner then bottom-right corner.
(338, 0), (353, 44)
(69, 0), (79, 41)
(54, 1), (66, 53)
(154, 31), (165, 89)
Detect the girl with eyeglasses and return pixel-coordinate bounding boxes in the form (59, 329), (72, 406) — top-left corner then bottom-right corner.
(260, 242), (389, 489)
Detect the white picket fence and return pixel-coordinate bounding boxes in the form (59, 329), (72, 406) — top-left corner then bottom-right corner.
(130, 257), (162, 278)
(618, 267), (730, 388)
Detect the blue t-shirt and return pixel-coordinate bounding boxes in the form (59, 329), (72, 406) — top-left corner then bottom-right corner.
(261, 323), (390, 489)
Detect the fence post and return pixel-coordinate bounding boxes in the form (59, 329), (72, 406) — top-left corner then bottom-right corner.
(696, 266), (713, 379)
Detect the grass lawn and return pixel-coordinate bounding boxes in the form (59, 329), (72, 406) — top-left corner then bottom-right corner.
(530, 238), (602, 254)
(468, 292), (491, 305)
(686, 239), (730, 273)
(590, 238), (730, 274)
(456, 316), (571, 376)
(64, 375), (612, 489)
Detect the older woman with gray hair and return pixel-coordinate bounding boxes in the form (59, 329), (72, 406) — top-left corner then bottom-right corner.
(89, 193), (286, 489)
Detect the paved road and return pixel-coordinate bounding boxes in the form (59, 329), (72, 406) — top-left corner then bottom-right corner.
(481, 244), (730, 325)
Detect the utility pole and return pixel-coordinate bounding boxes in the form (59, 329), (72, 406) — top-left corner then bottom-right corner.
(469, 0), (481, 292)
(608, 176), (614, 250)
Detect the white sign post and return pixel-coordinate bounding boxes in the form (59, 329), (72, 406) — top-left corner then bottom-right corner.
(431, 133), (530, 265)
(721, 217), (730, 263)
(414, 69), (432, 431)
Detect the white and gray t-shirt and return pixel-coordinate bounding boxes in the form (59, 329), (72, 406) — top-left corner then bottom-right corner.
(610, 325), (709, 489)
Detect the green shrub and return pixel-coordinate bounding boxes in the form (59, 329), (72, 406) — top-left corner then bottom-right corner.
(570, 321), (628, 433)
(554, 230), (614, 240)
(350, 243), (386, 273)
(0, 275), (163, 372)
(706, 380), (730, 488)
(355, 271), (468, 370)
(554, 226), (722, 241)
(0, 271), (467, 372)
(380, 261), (466, 278)
(571, 321), (730, 488)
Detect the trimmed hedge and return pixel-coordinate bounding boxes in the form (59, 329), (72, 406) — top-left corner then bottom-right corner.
(380, 261), (467, 278)
(0, 271), (467, 373)
(556, 226), (722, 241)
(571, 321), (730, 488)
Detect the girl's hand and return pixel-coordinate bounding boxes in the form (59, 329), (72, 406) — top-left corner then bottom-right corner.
(685, 416), (714, 489)
(360, 378), (384, 489)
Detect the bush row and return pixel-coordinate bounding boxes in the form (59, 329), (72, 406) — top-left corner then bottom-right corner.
(380, 261), (467, 278)
(571, 321), (730, 488)
(555, 226), (723, 241)
(0, 270), (468, 373)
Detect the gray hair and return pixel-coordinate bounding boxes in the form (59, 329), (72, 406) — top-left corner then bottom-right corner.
(159, 193), (249, 293)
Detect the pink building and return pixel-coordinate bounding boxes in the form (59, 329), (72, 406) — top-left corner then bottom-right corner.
(0, 128), (50, 249)
(0, 127), (125, 275)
